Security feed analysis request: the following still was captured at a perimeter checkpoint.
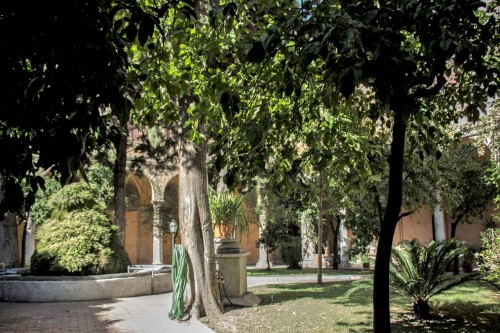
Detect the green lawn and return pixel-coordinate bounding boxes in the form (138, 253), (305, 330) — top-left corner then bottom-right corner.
(202, 280), (499, 333)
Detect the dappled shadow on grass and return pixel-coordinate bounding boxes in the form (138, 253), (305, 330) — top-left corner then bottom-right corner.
(211, 281), (499, 333)
(249, 280), (374, 308)
(391, 300), (500, 333)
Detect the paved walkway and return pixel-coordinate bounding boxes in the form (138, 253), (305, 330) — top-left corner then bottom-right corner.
(0, 273), (364, 333)
(0, 293), (213, 333)
(247, 273), (364, 288)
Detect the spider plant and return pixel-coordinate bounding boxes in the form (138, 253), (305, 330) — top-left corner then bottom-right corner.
(209, 187), (248, 238)
(390, 239), (479, 319)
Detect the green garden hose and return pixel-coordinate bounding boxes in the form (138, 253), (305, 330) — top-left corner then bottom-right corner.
(168, 244), (188, 320)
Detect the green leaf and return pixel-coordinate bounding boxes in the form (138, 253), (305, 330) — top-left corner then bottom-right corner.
(125, 23), (137, 42)
(247, 41), (266, 63)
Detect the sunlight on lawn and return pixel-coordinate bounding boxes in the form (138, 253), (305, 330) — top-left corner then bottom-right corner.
(202, 280), (499, 333)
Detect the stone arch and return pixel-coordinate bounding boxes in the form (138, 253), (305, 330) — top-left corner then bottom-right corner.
(125, 183), (140, 211)
(128, 169), (180, 265)
(122, 173), (153, 265)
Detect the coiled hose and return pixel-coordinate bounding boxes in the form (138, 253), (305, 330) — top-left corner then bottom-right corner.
(168, 244), (188, 320)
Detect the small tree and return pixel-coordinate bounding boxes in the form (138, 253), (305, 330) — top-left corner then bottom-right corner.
(439, 143), (496, 274)
(256, 184), (303, 270)
(256, 219), (289, 270)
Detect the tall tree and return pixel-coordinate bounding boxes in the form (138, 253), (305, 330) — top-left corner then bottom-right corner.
(237, 1), (499, 331)
(127, 0), (248, 316)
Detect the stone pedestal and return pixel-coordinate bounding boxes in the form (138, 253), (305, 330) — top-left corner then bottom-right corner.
(215, 245), (260, 306)
(214, 238), (242, 254)
(216, 252), (249, 297)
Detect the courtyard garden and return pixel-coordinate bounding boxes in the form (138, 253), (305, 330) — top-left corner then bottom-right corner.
(1, 2), (500, 333)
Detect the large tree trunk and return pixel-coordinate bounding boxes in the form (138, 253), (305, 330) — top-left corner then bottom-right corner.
(0, 212), (19, 268)
(178, 98), (223, 318)
(373, 110), (407, 333)
(113, 128), (128, 244)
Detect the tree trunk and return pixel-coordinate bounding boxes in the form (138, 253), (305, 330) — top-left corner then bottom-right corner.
(450, 220), (460, 275)
(0, 212), (19, 268)
(317, 171), (323, 284)
(329, 215), (341, 270)
(113, 128), (128, 244)
(373, 110), (407, 333)
(178, 98), (223, 318)
(266, 250), (271, 271)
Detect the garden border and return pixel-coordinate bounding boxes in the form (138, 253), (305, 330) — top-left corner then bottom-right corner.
(0, 270), (172, 302)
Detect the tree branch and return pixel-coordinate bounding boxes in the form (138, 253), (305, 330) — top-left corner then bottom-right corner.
(397, 210), (413, 221)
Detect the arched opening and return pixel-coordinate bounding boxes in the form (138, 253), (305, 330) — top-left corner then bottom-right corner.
(124, 175), (153, 264)
(125, 183), (139, 211)
(162, 175), (180, 264)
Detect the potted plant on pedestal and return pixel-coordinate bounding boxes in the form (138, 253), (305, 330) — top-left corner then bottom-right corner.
(209, 188), (249, 239)
(461, 247), (476, 273)
(361, 254), (372, 269)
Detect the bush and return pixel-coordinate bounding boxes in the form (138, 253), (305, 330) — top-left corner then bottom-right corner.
(32, 210), (130, 275)
(30, 251), (69, 276)
(105, 232), (131, 274)
(280, 235), (302, 269)
(477, 227), (500, 283)
(30, 164), (130, 276)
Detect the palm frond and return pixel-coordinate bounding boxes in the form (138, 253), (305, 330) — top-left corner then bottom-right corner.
(427, 273), (481, 299)
(390, 239), (468, 301)
(339, 279), (373, 301)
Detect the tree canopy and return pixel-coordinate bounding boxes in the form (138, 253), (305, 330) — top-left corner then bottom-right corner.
(0, 0), (158, 214)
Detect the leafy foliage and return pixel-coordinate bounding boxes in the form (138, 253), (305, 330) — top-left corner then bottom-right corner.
(389, 239), (478, 319)
(477, 227), (500, 283)
(31, 163), (130, 275)
(280, 235), (302, 270)
(29, 178), (62, 226)
(209, 187), (249, 236)
(0, 0), (160, 214)
(439, 143), (496, 227)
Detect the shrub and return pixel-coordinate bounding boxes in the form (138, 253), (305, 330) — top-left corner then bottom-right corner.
(33, 210), (115, 275)
(31, 163), (130, 275)
(477, 227), (500, 283)
(390, 239), (478, 320)
(280, 235), (302, 269)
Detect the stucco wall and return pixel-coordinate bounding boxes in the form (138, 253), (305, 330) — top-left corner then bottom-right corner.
(394, 207), (434, 245)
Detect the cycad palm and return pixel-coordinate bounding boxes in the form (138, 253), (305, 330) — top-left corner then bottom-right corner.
(390, 239), (477, 319)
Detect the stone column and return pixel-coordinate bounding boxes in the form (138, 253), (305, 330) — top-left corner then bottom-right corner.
(255, 185), (269, 268)
(152, 200), (164, 264)
(432, 191), (447, 241)
(23, 217), (36, 267)
(301, 213), (315, 268)
(339, 219), (350, 268)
